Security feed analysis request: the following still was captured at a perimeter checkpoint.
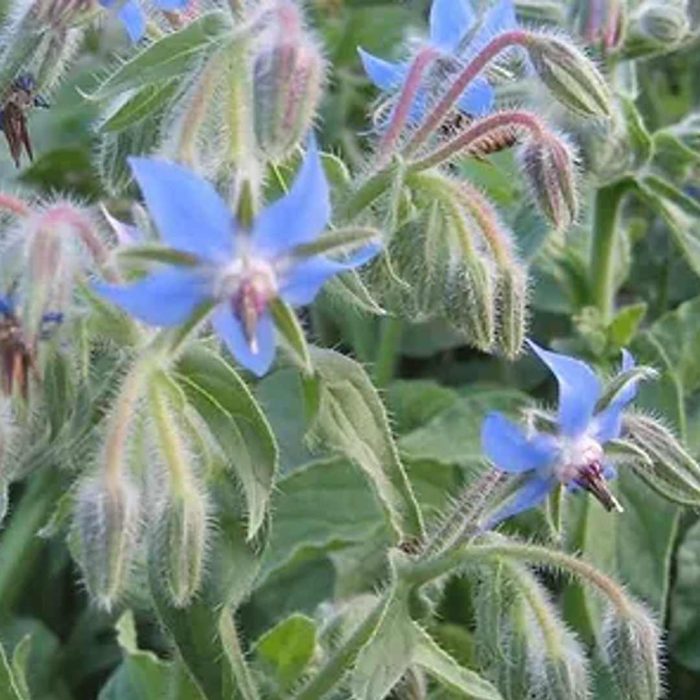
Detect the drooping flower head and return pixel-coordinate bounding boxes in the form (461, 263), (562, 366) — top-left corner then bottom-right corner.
(100, 0), (189, 43)
(358, 0), (517, 126)
(95, 139), (379, 376)
(480, 340), (642, 528)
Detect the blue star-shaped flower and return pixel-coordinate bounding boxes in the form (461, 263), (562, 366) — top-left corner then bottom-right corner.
(358, 0), (517, 123)
(481, 341), (640, 528)
(100, 0), (189, 42)
(95, 139), (380, 377)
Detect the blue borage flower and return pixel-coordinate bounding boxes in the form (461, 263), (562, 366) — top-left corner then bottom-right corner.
(95, 139), (380, 377)
(481, 340), (640, 528)
(100, 0), (188, 43)
(358, 0), (517, 124)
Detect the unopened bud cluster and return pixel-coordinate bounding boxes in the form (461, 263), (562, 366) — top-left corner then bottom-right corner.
(253, 0), (325, 160)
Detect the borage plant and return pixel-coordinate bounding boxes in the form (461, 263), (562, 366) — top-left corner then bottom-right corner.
(0, 0), (700, 699)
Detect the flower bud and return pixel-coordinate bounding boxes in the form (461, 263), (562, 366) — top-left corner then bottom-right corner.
(21, 203), (104, 343)
(571, 0), (625, 51)
(446, 256), (497, 353)
(601, 602), (661, 700)
(621, 412), (700, 506)
(525, 32), (612, 117)
(497, 264), (528, 358)
(253, 1), (325, 160)
(150, 485), (208, 607)
(519, 131), (578, 231)
(637, 2), (689, 44)
(74, 474), (140, 610)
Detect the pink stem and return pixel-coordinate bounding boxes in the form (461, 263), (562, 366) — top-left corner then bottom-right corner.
(412, 109), (545, 171)
(0, 193), (30, 217)
(403, 29), (530, 156)
(376, 46), (440, 165)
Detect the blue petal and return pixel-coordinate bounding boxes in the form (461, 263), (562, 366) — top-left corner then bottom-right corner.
(0, 295), (13, 316)
(529, 340), (602, 438)
(483, 474), (555, 529)
(456, 77), (494, 116)
(94, 267), (209, 326)
(592, 349), (638, 444)
(118, 0), (146, 43)
(358, 48), (407, 92)
(155, 0), (188, 9)
(430, 0), (475, 51)
(280, 244), (381, 306)
(252, 138), (330, 258)
(211, 306), (276, 377)
(470, 0), (518, 54)
(128, 157), (234, 262)
(481, 412), (558, 473)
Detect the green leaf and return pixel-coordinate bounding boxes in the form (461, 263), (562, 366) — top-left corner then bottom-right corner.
(322, 270), (386, 316)
(269, 300), (313, 375)
(351, 586), (414, 700)
(101, 82), (179, 133)
(117, 245), (199, 268)
(608, 302), (647, 347)
(413, 625), (503, 699)
(254, 614), (317, 689)
(636, 176), (700, 277)
(0, 639), (27, 700)
(88, 13), (231, 101)
(308, 348), (424, 542)
(291, 227), (379, 259)
(99, 612), (202, 700)
(398, 388), (528, 469)
(670, 519), (700, 671)
(261, 458), (384, 580)
(619, 97), (653, 167)
(176, 344), (278, 539)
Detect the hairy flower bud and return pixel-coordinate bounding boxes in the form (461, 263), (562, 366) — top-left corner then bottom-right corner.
(519, 131), (578, 231)
(525, 33), (612, 117)
(497, 264), (528, 358)
(74, 474), (140, 610)
(636, 2), (689, 45)
(571, 0), (625, 50)
(150, 485), (208, 607)
(253, 1), (325, 160)
(601, 602), (661, 700)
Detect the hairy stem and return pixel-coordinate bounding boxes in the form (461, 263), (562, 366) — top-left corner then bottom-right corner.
(411, 109), (544, 172)
(404, 30), (530, 155)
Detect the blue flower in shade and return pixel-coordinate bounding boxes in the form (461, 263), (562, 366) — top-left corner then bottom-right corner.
(100, 0), (188, 42)
(95, 140), (380, 377)
(358, 0), (517, 123)
(480, 341), (641, 528)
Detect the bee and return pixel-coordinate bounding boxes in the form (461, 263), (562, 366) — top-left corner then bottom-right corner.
(0, 290), (62, 397)
(0, 73), (50, 168)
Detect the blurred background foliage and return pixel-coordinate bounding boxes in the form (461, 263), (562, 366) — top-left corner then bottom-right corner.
(2, 0), (700, 698)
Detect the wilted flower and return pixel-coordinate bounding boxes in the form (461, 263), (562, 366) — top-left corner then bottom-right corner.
(99, 0), (189, 42)
(95, 138), (379, 376)
(358, 0), (517, 125)
(481, 341), (641, 527)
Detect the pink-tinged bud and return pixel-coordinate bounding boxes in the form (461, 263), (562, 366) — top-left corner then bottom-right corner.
(74, 474), (141, 610)
(519, 131), (579, 231)
(253, 1), (325, 160)
(572, 0), (625, 51)
(525, 32), (612, 117)
(21, 203), (108, 343)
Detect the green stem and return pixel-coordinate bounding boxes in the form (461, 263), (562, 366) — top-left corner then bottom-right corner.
(0, 468), (63, 614)
(219, 610), (261, 700)
(294, 599), (385, 700)
(404, 541), (633, 616)
(590, 180), (629, 322)
(373, 317), (403, 388)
